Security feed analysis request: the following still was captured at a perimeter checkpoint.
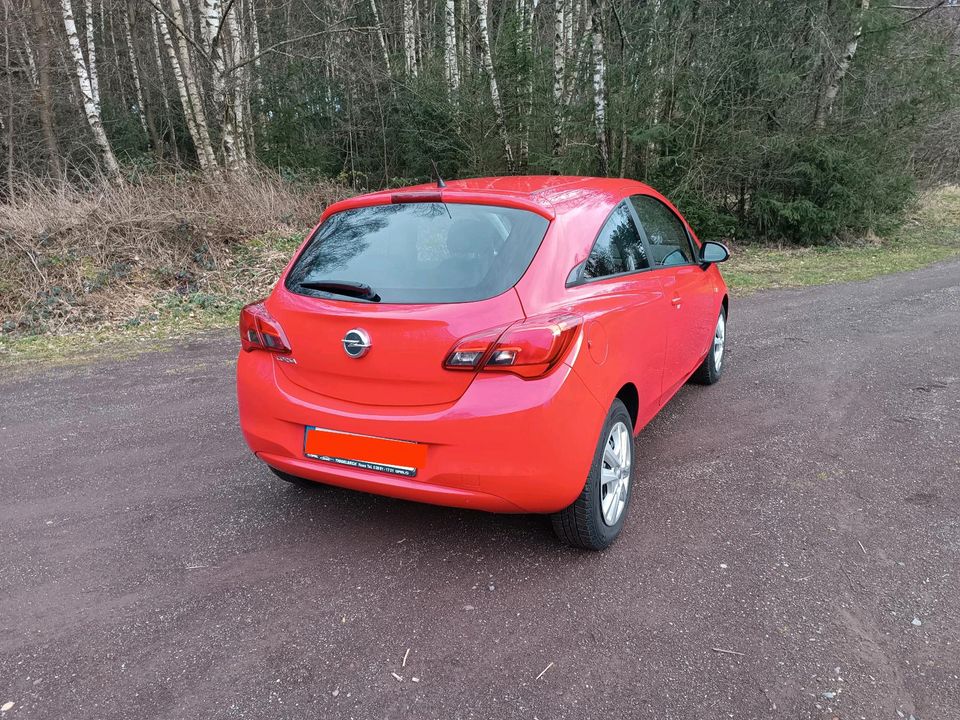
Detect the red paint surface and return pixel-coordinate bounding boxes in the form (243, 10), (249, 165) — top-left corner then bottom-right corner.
(237, 176), (728, 513)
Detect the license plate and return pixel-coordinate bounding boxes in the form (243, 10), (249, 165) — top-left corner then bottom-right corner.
(303, 426), (426, 478)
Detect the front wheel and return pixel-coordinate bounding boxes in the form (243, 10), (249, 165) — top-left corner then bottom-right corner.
(551, 399), (634, 550)
(690, 306), (726, 385)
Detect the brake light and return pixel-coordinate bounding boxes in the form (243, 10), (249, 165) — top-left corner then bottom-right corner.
(442, 325), (509, 370)
(239, 301), (292, 353)
(392, 191), (443, 204)
(443, 313), (582, 378)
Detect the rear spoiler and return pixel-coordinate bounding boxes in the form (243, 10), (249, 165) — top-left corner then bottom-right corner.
(320, 190), (555, 222)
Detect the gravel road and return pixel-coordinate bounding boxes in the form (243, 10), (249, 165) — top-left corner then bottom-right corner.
(1, 259), (958, 719)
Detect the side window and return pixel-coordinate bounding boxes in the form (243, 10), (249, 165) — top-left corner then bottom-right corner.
(582, 202), (650, 280)
(630, 195), (696, 267)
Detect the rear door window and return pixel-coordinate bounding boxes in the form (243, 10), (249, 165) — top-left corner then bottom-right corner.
(630, 195), (696, 267)
(285, 203), (549, 304)
(581, 202), (650, 280)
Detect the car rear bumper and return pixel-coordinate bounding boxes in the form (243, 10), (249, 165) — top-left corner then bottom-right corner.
(236, 351), (605, 513)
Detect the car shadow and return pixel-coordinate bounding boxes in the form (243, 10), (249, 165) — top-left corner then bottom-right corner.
(250, 470), (566, 555)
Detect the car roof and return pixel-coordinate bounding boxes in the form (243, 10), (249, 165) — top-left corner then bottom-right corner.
(320, 176), (660, 222)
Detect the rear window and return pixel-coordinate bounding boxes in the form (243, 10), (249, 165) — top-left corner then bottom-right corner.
(285, 202), (550, 304)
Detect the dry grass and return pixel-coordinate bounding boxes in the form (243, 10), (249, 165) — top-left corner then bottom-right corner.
(0, 171), (345, 333)
(2, 181), (958, 368)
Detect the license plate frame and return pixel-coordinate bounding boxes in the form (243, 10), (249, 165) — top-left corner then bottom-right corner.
(303, 426), (425, 478)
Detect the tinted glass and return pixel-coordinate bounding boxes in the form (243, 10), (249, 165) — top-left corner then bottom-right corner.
(630, 195), (695, 266)
(582, 202), (649, 280)
(286, 203), (549, 304)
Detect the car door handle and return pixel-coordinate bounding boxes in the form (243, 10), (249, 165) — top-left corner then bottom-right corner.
(671, 295), (682, 308)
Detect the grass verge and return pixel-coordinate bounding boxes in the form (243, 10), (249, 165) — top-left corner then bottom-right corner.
(2, 186), (958, 369)
(723, 186), (960, 293)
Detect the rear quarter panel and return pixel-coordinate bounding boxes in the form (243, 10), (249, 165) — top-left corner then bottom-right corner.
(515, 186), (668, 432)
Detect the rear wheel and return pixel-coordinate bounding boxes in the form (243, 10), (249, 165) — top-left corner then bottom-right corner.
(690, 306), (726, 385)
(269, 466), (317, 489)
(551, 399), (634, 550)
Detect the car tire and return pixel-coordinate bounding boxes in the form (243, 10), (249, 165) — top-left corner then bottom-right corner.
(690, 306), (726, 385)
(269, 466), (317, 489)
(551, 399), (634, 551)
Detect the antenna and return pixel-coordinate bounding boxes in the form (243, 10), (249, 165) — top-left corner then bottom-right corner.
(430, 160), (447, 188)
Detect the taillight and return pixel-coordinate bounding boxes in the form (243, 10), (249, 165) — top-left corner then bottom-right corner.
(239, 301), (292, 353)
(443, 325), (509, 370)
(443, 313), (582, 378)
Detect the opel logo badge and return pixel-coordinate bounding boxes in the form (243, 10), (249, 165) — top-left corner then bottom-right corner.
(342, 328), (371, 358)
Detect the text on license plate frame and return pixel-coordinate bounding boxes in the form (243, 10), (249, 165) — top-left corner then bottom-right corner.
(303, 426), (426, 478)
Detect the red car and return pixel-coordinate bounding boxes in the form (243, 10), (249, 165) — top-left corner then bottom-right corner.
(237, 176), (730, 549)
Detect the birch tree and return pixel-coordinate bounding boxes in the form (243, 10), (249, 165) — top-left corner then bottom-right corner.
(60, 0), (120, 179)
(477, 0), (514, 170)
(369, 0), (392, 77)
(444, 0), (459, 94)
(551, 0), (565, 164)
(815, 0), (871, 130)
(646, 0), (664, 163)
(122, 4), (148, 134)
(83, 0), (100, 109)
(4, 0), (14, 197)
(201, 0), (247, 170)
(402, 0), (418, 76)
(155, 8), (217, 173)
(589, 0), (609, 175)
(517, 0), (538, 169)
(223, 0), (248, 170)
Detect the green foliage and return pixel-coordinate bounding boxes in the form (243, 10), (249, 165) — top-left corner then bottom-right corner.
(11, 0), (952, 246)
(749, 135), (915, 243)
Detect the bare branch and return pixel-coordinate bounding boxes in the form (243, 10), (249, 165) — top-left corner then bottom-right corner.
(138, 0), (210, 63)
(223, 22), (376, 76)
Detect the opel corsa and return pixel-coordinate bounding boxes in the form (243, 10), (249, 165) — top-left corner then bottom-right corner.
(237, 176), (730, 549)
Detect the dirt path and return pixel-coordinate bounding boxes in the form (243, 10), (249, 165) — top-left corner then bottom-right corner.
(2, 259), (958, 719)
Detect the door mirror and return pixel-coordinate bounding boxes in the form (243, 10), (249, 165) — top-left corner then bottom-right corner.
(700, 241), (729, 267)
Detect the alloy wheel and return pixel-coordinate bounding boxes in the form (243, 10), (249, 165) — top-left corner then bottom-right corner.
(599, 421), (632, 526)
(713, 313), (726, 370)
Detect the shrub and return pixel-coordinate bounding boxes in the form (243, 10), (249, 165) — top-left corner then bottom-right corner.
(0, 171), (345, 333)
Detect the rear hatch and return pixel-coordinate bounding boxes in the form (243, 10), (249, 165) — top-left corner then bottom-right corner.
(267, 199), (550, 407)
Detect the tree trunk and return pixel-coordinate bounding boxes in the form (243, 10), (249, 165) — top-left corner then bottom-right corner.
(444, 0), (459, 94)
(18, 22), (39, 88)
(28, 0), (63, 180)
(149, 11), (176, 158)
(646, 0), (663, 165)
(122, 4), (149, 134)
(517, 0), (537, 169)
(369, 0), (392, 77)
(83, 0), (100, 109)
(168, 0), (218, 172)
(4, 0), (14, 198)
(815, 0), (870, 130)
(402, 0), (418, 76)
(201, 0), (225, 106)
(222, 1), (248, 171)
(477, 0), (514, 170)
(589, 0), (609, 175)
(61, 0), (120, 179)
(551, 0), (565, 167)
(459, 0), (469, 83)
(245, 0), (261, 151)
(156, 8), (216, 173)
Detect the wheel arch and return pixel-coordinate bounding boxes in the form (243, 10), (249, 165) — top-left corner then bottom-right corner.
(615, 382), (640, 433)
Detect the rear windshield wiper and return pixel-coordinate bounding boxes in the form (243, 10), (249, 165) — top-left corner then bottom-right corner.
(297, 279), (381, 302)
